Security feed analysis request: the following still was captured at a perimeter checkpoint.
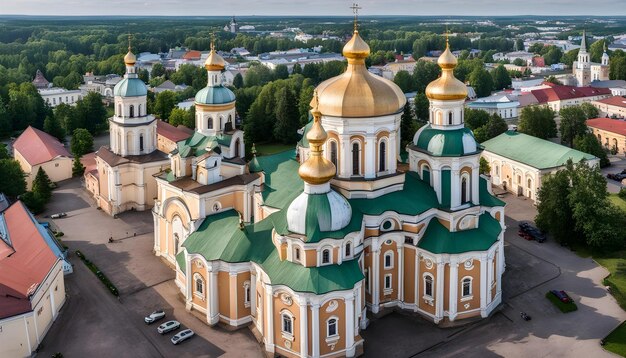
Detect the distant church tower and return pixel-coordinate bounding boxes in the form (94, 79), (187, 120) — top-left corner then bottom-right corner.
(229, 16), (239, 33)
(572, 30), (610, 87)
(110, 40), (156, 156)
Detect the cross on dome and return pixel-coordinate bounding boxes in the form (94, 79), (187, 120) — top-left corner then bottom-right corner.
(350, 3), (362, 32)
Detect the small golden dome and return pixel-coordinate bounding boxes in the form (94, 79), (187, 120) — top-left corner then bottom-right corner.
(425, 42), (467, 101)
(313, 31), (406, 118)
(205, 41), (226, 71)
(124, 50), (136, 66)
(298, 102), (336, 185)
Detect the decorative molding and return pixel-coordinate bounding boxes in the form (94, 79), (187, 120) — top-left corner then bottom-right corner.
(463, 259), (474, 270)
(280, 293), (293, 306)
(326, 300), (338, 313)
(424, 258), (433, 270)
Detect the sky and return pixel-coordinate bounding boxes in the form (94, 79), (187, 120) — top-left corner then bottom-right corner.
(1, 0), (625, 16)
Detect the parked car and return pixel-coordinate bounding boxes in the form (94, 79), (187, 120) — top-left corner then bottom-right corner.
(157, 320), (180, 334)
(50, 212), (67, 219)
(607, 173), (626, 181)
(518, 222), (546, 242)
(144, 309), (165, 324)
(171, 329), (195, 345)
(550, 290), (573, 303)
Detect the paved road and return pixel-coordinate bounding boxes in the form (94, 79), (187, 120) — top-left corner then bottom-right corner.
(603, 155), (626, 194)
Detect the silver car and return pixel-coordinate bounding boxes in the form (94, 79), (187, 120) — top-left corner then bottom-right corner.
(144, 309), (165, 324)
(157, 320), (180, 334)
(171, 329), (195, 345)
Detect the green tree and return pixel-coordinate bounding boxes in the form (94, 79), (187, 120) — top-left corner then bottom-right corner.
(32, 167), (53, 202)
(0, 144), (9, 159)
(589, 39), (606, 63)
(536, 167), (578, 246)
(400, 102), (417, 149)
(292, 63), (302, 75)
(70, 128), (94, 157)
(609, 51), (626, 80)
(298, 85), (315, 126)
(543, 46), (563, 66)
(151, 63), (166, 78)
(573, 133), (610, 168)
(561, 49), (579, 67)
(233, 73), (244, 89)
(515, 39), (525, 52)
(414, 93), (430, 122)
(491, 65), (511, 90)
(273, 87), (300, 144)
(513, 58), (526, 66)
(580, 102), (600, 119)
(0, 159), (26, 198)
(20, 191), (45, 214)
(0, 97), (12, 137)
(72, 156), (85, 177)
(559, 106), (588, 147)
(463, 108), (490, 131)
(154, 90), (177, 121)
(43, 115), (66, 141)
(394, 70), (413, 93)
(75, 92), (107, 134)
(54, 103), (78, 135)
(518, 106), (557, 139)
(469, 67), (494, 98)
(544, 76), (562, 85)
(474, 113), (508, 143)
(479, 157), (491, 175)
(138, 68), (150, 83)
(412, 61), (441, 93)
(273, 64), (289, 80)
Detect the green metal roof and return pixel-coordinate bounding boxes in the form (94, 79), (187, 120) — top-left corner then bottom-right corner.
(297, 120), (314, 149)
(418, 213), (502, 254)
(255, 150), (303, 210)
(479, 177), (505, 207)
(114, 77), (148, 97)
(183, 210), (363, 294)
(413, 124), (482, 157)
(248, 155), (262, 173)
(176, 132), (231, 158)
(176, 251), (186, 274)
(481, 131), (597, 170)
(195, 86), (236, 105)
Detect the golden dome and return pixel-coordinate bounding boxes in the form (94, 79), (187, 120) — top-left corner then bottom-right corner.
(313, 31), (406, 118)
(298, 102), (336, 185)
(124, 50), (136, 66)
(205, 42), (226, 71)
(425, 41), (467, 101)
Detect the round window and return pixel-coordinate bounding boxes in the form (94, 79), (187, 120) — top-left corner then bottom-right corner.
(382, 220), (393, 230)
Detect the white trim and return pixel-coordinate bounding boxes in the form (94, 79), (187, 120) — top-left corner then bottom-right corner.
(461, 276), (473, 298)
(383, 250), (394, 269)
(243, 280), (251, 308)
(383, 273), (393, 295)
(326, 315), (339, 338)
(320, 246), (333, 265)
(280, 309), (295, 339)
(423, 272), (434, 298)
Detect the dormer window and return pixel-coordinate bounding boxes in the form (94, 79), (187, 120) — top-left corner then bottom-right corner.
(322, 249), (331, 264)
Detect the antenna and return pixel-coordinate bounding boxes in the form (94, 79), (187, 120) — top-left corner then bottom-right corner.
(350, 3), (362, 32)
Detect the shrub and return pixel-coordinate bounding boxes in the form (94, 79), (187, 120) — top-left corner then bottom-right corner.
(545, 291), (578, 313)
(619, 188), (626, 200)
(75, 250), (119, 296)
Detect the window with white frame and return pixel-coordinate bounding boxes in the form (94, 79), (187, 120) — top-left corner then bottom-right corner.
(327, 317), (338, 337)
(193, 273), (205, 298)
(345, 242), (351, 257)
(462, 277), (472, 298)
(365, 268), (370, 293)
(294, 247), (301, 262)
(384, 250), (394, 269)
(282, 312), (293, 335)
(384, 274), (393, 293)
(322, 248), (331, 264)
(424, 274), (434, 298)
(243, 281), (251, 307)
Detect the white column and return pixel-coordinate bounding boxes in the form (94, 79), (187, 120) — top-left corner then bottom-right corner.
(451, 169), (460, 209)
(449, 260), (459, 321)
(389, 130), (398, 173)
(487, 254), (494, 306)
(472, 169), (480, 205)
(300, 299), (308, 358)
(153, 213), (161, 254)
(372, 248), (380, 313)
(265, 285), (274, 351)
(345, 295), (356, 357)
(185, 257), (192, 310)
(397, 245), (404, 303)
(435, 261), (444, 323)
(251, 275), (257, 317)
(365, 134), (376, 179)
(49, 284), (57, 319)
(340, 134), (351, 178)
(432, 169), (442, 203)
(414, 252), (420, 310)
(312, 303), (320, 358)
(210, 270), (220, 324)
(23, 316), (32, 356)
(480, 256), (488, 318)
(230, 272), (238, 322)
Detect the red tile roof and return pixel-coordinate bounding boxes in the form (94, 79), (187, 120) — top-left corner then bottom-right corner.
(183, 50), (202, 60)
(586, 118), (626, 136)
(531, 85), (611, 103)
(13, 126), (71, 166)
(595, 96), (626, 108)
(0, 201), (58, 319)
(157, 120), (193, 143)
(80, 152), (97, 174)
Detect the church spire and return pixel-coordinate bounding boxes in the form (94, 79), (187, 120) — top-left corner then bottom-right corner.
(298, 91), (336, 185)
(124, 33), (136, 66)
(580, 30), (587, 53)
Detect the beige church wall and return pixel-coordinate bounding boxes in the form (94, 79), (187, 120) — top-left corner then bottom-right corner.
(402, 223), (423, 234)
(0, 313), (38, 358)
(191, 260), (208, 309)
(443, 264), (450, 311)
(97, 161), (110, 203)
(364, 228), (378, 238)
(457, 260), (481, 313)
(363, 246), (372, 303)
(403, 247), (416, 304)
(491, 255), (497, 301)
(220, 163), (244, 178)
(37, 157), (72, 185)
(319, 298), (346, 356)
(272, 294), (301, 355)
(419, 259), (436, 315)
(218, 271), (231, 320)
(236, 272), (252, 319)
(305, 249), (317, 266)
(379, 240), (398, 303)
(85, 172), (99, 198)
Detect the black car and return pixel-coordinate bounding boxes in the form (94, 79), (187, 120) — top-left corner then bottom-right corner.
(607, 173), (626, 181)
(518, 222), (546, 243)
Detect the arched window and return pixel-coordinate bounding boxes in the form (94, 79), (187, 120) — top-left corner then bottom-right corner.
(129, 105), (134, 118)
(219, 117), (222, 130)
(282, 313), (293, 335)
(208, 117), (213, 129)
(345, 242), (351, 257)
(330, 140), (338, 167)
(327, 318), (338, 337)
(174, 234), (180, 254)
(384, 250), (394, 269)
(139, 134), (144, 152)
(352, 142), (360, 176)
(448, 112), (453, 125)
(495, 165), (499, 176)
(228, 114), (232, 123)
(527, 178), (532, 188)
(322, 249), (331, 264)
(194, 274), (205, 295)
(421, 164), (431, 186)
(138, 104), (142, 116)
(462, 277), (472, 297)
(243, 281), (251, 306)
(234, 138), (241, 158)
(118, 104), (122, 116)
(294, 247), (301, 261)
(461, 176), (469, 203)
(424, 274), (434, 297)
(379, 140), (386, 172)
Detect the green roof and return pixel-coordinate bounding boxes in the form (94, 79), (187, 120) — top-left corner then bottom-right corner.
(114, 77), (148, 97)
(297, 120), (314, 148)
(195, 86), (236, 105)
(481, 131), (596, 170)
(176, 132), (231, 158)
(418, 213), (502, 254)
(255, 150), (303, 209)
(183, 210), (363, 294)
(248, 155), (262, 173)
(176, 251), (186, 274)
(479, 177), (505, 207)
(413, 124), (482, 157)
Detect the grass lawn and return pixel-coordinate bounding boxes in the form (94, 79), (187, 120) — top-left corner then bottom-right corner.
(256, 143), (294, 156)
(604, 321), (626, 357)
(609, 194), (626, 213)
(545, 291), (578, 313)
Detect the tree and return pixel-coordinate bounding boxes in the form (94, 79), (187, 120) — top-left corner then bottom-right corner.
(469, 67), (494, 98)
(273, 87), (300, 144)
(483, 113), (508, 141)
(561, 49), (579, 67)
(412, 61), (441, 93)
(168, 107), (195, 129)
(400, 102), (417, 149)
(138, 68), (150, 83)
(298, 85), (315, 126)
(518, 106), (557, 139)
(559, 106), (588, 147)
(154, 90), (177, 121)
(72, 156), (85, 177)
(292, 63), (302, 75)
(32, 167), (53, 202)
(479, 157), (491, 175)
(543, 46), (563, 66)
(464, 108), (490, 131)
(394, 70), (413, 93)
(609, 51), (626, 80)
(580, 102), (600, 119)
(414, 93), (430, 122)
(20, 191), (45, 214)
(75, 92), (107, 134)
(233, 73), (244, 89)
(513, 58), (526, 66)
(151, 63), (166, 78)
(573, 133), (610, 168)
(273, 64), (289, 80)
(515, 39), (525, 52)
(54, 103), (78, 135)
(544, 76), (562, 85)
(0, 97), (11, 137)
(0, 144), (9, 159)
(589, 39), (606, 63)
(70, 128), (94, 157)
(43, 115), (66, 141)
(491, 65), (511, 90)
(0, 159), (26, 198)
(536, 167), (578, 246)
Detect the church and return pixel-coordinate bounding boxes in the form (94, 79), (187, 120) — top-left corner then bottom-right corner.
(153, 26), (506, 358)
(572, 30), (610, 87)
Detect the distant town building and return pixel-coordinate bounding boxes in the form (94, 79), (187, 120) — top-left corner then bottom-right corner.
(587, 118), (626, 154)
(225, 16), (239, 33)
(481, 131), (598, 202)
(592, 95), (626, 118)
(13, 126), (72, 190)
(493, 51), (534, 65)
(155, 120), (193, 154)
(572, 31), (610, 87)
(38, 87), (82, 107)
(466, 93), (520, 119)
(0, 200), (68, 357)
(80, 73), (122, 98)
(31, 69), (50, 89)
(151, 80), (188, 94)
(530, 83), (611, 111)
(590, 80), (626, 96)
(230, 47), (251, 57)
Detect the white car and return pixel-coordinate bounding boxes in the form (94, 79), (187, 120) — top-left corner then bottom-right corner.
(144, 309), (165, 324)
(171, 329), (195, 345)
(157, 320), (180, 334)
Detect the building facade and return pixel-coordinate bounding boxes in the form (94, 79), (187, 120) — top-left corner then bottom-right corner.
(154, 31), (506, 358)
(572, 31), (610, 87)
(38, 88), (82, 107)
(592, 95), (626, 119)
(587, 118), (626, 155)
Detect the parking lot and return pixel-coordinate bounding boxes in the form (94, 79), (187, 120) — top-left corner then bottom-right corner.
(603, 156), (626, 194)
